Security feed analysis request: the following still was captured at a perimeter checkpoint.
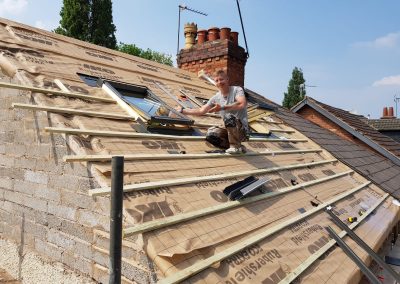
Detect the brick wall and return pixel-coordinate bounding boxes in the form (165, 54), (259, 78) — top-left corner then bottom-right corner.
(0, 76), (156, 283)
(177, 39), (247, 86)
(297, 105), (381, 155)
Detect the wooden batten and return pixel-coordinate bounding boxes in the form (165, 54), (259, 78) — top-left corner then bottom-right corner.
(45, 127), (308, 142)
(64, 148), (323, 162)
(0, 81), (115, 103)
(280, 193), (389, 283)
(158, 182), (371, 284)
(123, 170), (353, 236)
(89, 159), (337, 196)
(13, 103), (136, 120)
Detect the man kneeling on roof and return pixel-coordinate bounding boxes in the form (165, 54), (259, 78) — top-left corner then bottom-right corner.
(177, 70), (249, 154)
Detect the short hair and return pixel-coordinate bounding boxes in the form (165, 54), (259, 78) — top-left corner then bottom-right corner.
(214, 69), (227, 78)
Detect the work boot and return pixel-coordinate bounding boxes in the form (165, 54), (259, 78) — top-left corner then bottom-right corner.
(226, 145), (246, 154)
(226, 147), (240, 154)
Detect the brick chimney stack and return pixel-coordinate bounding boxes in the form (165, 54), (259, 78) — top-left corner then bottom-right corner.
(177, 23), (248, 87)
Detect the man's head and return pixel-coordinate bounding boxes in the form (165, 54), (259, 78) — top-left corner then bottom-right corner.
(214, 70), (229, 93)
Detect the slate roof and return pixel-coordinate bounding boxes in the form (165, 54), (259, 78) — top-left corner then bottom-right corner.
(278, 109), (400, 198)
(248, 91), (400, 198)
(368, 118), (400, 131)
(292, 97), (400, 163)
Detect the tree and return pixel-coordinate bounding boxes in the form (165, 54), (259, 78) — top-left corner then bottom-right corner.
(282, 67), (306, 109)
(55, 1), (172, 66)
(90, 0), (117, 49)
(54, 0), (90, 41)
(55, 0), (116, 48)
(117, 43), (173, 66)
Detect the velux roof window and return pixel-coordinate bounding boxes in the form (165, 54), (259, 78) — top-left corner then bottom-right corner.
(78, 73), (194, 133)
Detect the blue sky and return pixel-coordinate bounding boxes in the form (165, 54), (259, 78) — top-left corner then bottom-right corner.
(1, 0), (399, 118)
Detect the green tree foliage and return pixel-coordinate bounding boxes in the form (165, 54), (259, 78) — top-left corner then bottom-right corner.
(55, 0), (116, 48)
(282, 67), (306, 109)
(55, 1), (172, 66)
(117, 43), (173, 66)
(54, 0), (90, 41)
(90, 0), (117, 49)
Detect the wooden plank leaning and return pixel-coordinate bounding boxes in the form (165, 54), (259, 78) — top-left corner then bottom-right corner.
(12, 103), (136, 121)
(45, 127), (308, 142)
(88, 159), (337, 196)
(64, 148), (323, 162)
(123, 170), (353, 236)
(0, 81), (115, 103)
(158, 181), (371, 284)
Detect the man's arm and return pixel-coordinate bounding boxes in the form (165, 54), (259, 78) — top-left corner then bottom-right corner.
(179, 103), (213, 116)
(209, 90), (247, 113)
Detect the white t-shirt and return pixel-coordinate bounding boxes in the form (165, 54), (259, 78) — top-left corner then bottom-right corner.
(207, 86), (248, 130)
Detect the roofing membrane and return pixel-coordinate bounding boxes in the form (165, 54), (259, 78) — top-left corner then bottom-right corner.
(0, 17), (399, 283)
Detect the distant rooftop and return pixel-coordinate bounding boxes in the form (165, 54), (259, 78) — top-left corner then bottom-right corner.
(368, 118), (400, 131)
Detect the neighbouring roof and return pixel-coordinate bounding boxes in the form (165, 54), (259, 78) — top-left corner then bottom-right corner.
(292, 96), (400, 164)
(0, 17), (399, 284)
(248, 92), (400, 199)
(368, 118), (400, 131)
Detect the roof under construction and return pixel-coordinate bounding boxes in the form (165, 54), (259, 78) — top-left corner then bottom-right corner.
(0, 17), (399, 283)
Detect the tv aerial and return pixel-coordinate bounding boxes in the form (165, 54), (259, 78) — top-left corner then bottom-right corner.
(177, 5), (208, 55)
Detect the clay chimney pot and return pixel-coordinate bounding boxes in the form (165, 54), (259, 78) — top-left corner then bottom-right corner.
(382, 107), (389, 118)
(389, 106), (394, 117)
(197, 29), (207, 44)
(184, 23), (198, 49)
(220, 27), (231, 40)
(208, 27), (220, 41)
(230, 31), (239, 45)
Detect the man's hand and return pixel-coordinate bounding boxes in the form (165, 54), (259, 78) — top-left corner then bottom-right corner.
(209, 103), (222, 113)
(174, 105), (183, 113)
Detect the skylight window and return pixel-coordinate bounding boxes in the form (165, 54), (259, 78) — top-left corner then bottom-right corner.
(78, 73), (99, 87)
(78, 73), (194, 133)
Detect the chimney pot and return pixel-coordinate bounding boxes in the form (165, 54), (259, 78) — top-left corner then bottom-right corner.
(184, 23), (197, 49)
(389, 107), (394, 117)
(220, 27), (231, 40)
(208, 27), (220, 41)
(382, 107), (389, 118)
(230, 31), (239, 45)
(197, 29), (207, 44)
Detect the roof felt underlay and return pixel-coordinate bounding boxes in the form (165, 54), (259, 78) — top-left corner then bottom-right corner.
(0, 17), (399, 283)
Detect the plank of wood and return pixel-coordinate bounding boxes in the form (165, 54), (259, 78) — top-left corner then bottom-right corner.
(89, 159), (337, 196)
(44, 127), (308, 142)
(0, 81), (115, 103)
(13, 103), (135, 121)
(102, 82), (142, 121)
(123, 170), (353, 236)
(280, 193), (389, 284)
(64, 148), (322, 162)
(193, 122), (220, 128)
(262, 117), (283, 124)
(158, 181), (371, 284)
(269, 128), (295, 133)
(248, 111), (274, 122)
(179, 89), (203, 107)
